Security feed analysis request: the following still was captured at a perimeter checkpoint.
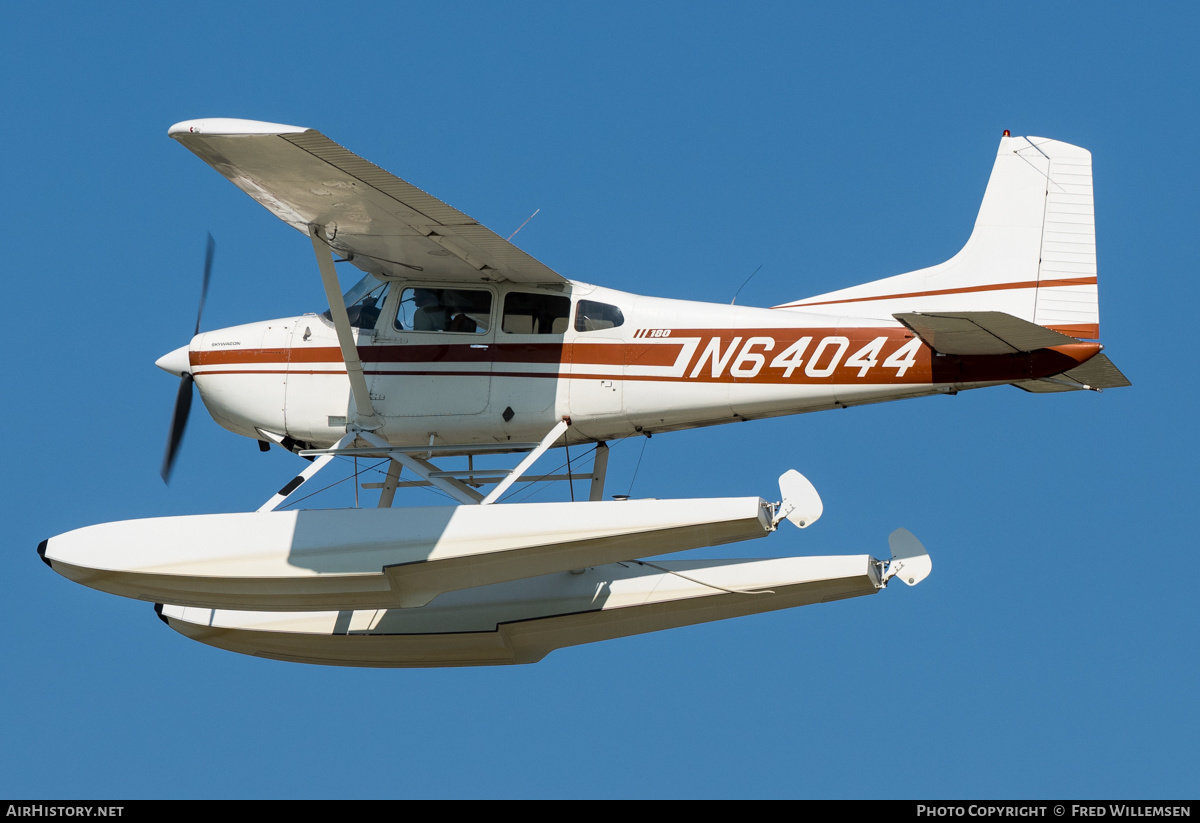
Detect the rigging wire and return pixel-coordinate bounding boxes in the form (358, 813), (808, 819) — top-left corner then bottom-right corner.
(277, 457), (390, 510)
(277, 455), (458, 509)
(634, 560), (775, 596)
(565, 440), (574, 502)
(626, 436), (649, 497)
(501, 443), (600, 505)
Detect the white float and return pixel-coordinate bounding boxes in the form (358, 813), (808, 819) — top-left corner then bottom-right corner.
(41, 497), (774, 611)
(157, 554), (892, 667)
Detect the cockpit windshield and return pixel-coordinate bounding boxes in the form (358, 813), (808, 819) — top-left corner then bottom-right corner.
(321, 273), (391, 330)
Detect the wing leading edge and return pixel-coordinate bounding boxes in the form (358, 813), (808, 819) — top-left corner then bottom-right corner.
(169, 118), (566, 285)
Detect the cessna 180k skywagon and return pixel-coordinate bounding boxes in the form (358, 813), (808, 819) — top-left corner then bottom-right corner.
(39, 120), (1127, 667)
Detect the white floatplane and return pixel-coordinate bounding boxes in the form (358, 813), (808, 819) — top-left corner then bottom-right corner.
(40, 121), (1125, 666)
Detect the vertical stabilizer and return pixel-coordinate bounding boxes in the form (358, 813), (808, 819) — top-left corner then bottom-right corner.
(777, 135), (1099, 339)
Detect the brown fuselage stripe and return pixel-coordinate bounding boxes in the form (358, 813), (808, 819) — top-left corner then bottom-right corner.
(195, 344), (1101, 386)
(194, 342), (683, 368)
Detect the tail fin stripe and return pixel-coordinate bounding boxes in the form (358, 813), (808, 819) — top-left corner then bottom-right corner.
(783, 276), (1096, 309)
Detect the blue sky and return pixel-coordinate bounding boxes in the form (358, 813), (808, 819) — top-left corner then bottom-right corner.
(3, 2), (1197, 799)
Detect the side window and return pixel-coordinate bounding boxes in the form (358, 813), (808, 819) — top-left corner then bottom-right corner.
(575, 300), (625, 332)
(395, 287), (492, 334)
(502, 292), (571, 335)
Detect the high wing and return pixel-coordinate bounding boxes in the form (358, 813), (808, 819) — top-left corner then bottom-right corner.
(169, 118), (566, 285)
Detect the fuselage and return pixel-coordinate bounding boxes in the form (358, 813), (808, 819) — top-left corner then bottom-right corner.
(178, 280), (1098, 452)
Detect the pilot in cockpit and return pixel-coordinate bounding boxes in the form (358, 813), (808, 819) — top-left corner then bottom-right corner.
(412, 288), (450, 331)
(412, 288), (478, 333)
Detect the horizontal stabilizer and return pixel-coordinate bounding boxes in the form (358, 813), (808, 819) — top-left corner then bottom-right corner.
(894, 310), (1080, 355)
(1012, 353), (1131, 393)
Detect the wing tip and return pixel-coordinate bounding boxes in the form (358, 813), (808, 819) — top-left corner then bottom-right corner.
(169, 118), (310, 139)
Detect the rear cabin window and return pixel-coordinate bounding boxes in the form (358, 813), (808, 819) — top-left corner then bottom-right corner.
(575, 300), (624, 332)
(502, 292), (571, 335)
(395, 287), (492, 334)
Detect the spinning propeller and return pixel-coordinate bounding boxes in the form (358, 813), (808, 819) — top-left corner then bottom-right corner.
(157, 234), (214, 483)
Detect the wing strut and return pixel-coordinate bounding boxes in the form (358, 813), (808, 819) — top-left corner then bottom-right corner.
(309, 224), (381, 431)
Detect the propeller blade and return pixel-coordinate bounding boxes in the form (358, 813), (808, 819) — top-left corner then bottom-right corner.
(161, 370), (194, 484)
(162, 234), (213, 483)
(195, 233), (214, 336)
